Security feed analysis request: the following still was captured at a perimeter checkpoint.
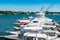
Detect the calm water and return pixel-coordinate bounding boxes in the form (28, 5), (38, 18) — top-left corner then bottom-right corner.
(0, 14), (36, 35)
(0, 14), (60, 35)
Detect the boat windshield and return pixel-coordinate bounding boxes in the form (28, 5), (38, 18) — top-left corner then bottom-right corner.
(45, 32), (56, 36)
(24, 30), (44, 34)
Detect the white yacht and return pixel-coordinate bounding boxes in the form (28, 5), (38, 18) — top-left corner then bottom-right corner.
(4, 11), (59, 40)
(14, 16), (33, 27)
(18, 11), (58, 40)
(6, 27), (20, 35)
(5, 17), (32, 35)
(3, 17), (33, 40)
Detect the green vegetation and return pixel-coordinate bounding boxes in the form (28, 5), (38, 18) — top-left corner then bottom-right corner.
(0, 11), (60, 15)
(45, 11), (60, 14)
(0, 11), (38, 15)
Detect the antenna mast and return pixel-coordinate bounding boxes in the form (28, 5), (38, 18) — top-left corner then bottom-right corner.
(37, 4), (45, 18)
(40, 4), (45, 12)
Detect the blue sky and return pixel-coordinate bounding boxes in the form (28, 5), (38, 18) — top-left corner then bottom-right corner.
(0, 0), (60, 12)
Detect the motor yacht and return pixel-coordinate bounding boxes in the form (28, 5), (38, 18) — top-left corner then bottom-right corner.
(4, 11), (59, 40)
(17, 11), (58, 40)
(6, 27), (20, 35)
(14, 16), (33, 27)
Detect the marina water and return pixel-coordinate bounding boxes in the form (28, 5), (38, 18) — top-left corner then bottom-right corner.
(0, 14), (60, 39)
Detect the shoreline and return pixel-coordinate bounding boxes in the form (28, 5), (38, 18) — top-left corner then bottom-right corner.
(0, 11), (60, 15)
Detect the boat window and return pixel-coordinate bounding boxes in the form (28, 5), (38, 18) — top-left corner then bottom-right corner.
(45, 23), (50, 25)
(45, 32), (55, 36)
(33, 21), (38, 23)
(27, 25), (38, 27)
(43, 27), (50, 30)
(25, 30), (42, 33)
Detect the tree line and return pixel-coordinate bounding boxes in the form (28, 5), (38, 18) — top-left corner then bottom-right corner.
(0, 11), (38, 15)
(0, 11), (60, 15)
